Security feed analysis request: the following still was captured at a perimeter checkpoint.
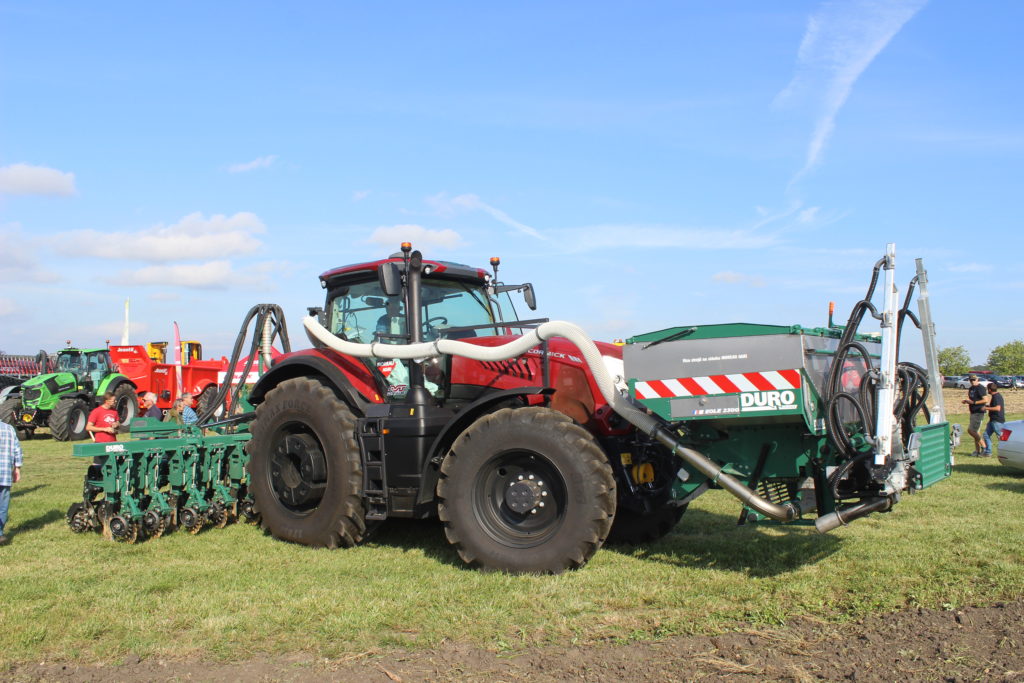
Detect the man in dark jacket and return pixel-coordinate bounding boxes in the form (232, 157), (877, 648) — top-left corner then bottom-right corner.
(982, 381), (1006, 457)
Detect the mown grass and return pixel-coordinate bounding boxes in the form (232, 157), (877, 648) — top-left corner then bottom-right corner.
(1, 412), (1022, 666)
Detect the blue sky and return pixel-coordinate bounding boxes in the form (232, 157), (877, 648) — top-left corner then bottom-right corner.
(1, 1), (1020, 366)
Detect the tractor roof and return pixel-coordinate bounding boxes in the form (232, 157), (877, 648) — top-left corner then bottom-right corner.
(60, 348), (108, 354)
(319, 257), (488, 286)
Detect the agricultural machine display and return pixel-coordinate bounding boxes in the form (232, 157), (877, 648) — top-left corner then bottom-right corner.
(68, 244), (952, 574)
(1, 346), (138, 440)
(0, 351), (55, 390)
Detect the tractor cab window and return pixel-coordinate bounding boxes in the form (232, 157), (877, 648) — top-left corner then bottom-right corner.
(86, 352), (110, 386)
(57, 352), (84, 375)
(327, 280), (405, 345)
(420, 280), (515, 340)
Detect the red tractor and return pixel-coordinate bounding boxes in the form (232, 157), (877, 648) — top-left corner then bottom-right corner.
(247, 244), (674, 573)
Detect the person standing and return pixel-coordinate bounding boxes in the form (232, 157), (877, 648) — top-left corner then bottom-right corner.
(86, 392), (119, 442)
(982, 381), (1006, 457)
(140, 392), (162, 419)
(180, 393), (198, 425)
(0, 421), (24, 545)
(961, 375), (989, 457)
(164, 398), (184, 425)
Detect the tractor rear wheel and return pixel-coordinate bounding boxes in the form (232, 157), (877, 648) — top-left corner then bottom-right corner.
(112, 383), (138, 425)
(437, 407), (616, 574)
(0, 397), (19, 427)
(50, 398), (89, 441)
(247, 377), (367, 548)
(606, 505), (687, 545)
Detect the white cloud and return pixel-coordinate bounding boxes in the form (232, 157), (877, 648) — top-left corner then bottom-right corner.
(115, 261), (240, 289)
(0, 163), (76, 196)
(228, 155), (278, 173)
(949, 262), (992, 273)
(54, 211), (265, 262)
(0, 224), (61, 282)
(0, 297), (17, 316)
(776, 0), (927, 177)
(553, 225), (779, 252)
(352, 190), (371, 202)
(798, 207), (821, 223)
(428, 192), (545, 239)
(367, 224), (463, 250)
(713, 271), (766, 287)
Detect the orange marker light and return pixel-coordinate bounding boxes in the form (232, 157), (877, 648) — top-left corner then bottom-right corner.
(401, 242), (412, 253)
(490, 257), (500, 266)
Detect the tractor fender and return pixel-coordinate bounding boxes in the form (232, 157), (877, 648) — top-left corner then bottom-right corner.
(0, 385), (19, 401)
(97, 375), (137, 396)
(249, 356), (370, 415)
(416, 386), (553, 507)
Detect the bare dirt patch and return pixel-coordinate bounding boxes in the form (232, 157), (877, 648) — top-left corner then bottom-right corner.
(10, 600), (1024, 682)
(943, 386), (1024, 417)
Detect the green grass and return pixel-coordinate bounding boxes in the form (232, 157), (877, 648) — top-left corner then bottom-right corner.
(1, 413), (1022, 666)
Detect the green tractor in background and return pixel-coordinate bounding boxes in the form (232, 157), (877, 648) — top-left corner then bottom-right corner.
(0, 347), (138, 441)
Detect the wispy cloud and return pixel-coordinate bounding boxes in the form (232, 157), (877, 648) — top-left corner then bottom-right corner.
(352, 189), (371, 202)
(551, 225), (780, 253)
(713, 271), (766, 287)
(428, 193), (545, 240)
(0, 224), (61, 282)
(0, 298), (17, 317)
(776, 0), (927, 179)
(228, 155), (278, 173)
(0, 163), (76, 196)
(367, 224), (463, 250)
(949, 262), (992, 273)
(112, 261), (242, 289)
(53, 212), (265, 262)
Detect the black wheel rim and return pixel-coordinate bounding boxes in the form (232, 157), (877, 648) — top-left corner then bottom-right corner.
(267, 426), (329, 514)
(472, 450), (567, 549)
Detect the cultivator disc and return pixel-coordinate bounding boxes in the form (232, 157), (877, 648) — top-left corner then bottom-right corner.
(68, 426), (255, 545)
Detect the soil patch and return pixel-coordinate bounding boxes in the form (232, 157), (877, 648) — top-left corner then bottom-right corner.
(944, 386), (1024, 417)
(10, 600), (1024, 682)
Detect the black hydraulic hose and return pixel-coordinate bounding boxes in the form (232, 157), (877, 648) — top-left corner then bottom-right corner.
(196, 304), (291, 425)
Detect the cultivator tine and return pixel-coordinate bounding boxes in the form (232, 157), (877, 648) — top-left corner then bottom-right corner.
(68, 424), (255, 544)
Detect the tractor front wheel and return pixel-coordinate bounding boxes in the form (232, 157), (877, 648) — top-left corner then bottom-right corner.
(247, 377), (367, 548)
(0, 397), (19, 427)
(50, 398), (89, 441)
(437, 407), (616, 574)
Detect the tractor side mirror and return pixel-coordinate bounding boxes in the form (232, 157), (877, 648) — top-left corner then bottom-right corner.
(161, 390), (171, 400)
(522, 283), (536, 311)
(379, 262), (402, 297)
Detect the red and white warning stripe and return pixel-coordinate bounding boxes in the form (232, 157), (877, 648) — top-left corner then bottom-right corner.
(634, 369), (802, 400)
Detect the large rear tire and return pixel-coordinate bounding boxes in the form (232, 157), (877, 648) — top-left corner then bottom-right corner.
(50, 398), (89, 441)
(247, 377), (367, 548)
(112, 383), (138, 426)
(437, 407), (616, 574)
(606, 505), (686, 545)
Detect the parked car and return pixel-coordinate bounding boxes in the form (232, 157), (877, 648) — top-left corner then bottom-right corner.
(1012, 376), (1024, 389)
(996, 420), (1024, 471)
(943, 375), (965, 388)
(955, 376), (992, 389)
(989, 375), (1016, 389)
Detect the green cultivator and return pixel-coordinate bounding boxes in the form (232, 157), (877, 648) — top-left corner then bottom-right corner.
(66, 304), (289, 543)
(66, 419), (259, 542)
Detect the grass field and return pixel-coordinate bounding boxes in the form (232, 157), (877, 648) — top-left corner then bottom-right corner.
(1, 405), (1022, 667)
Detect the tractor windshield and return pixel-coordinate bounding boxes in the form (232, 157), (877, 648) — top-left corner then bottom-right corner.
(326, 277), (516, 344)
(57, 351), (84, 374)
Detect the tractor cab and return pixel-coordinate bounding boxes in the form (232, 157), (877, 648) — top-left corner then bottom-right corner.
(56, 348), (112, 391)
(320, 247), (535, 401)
